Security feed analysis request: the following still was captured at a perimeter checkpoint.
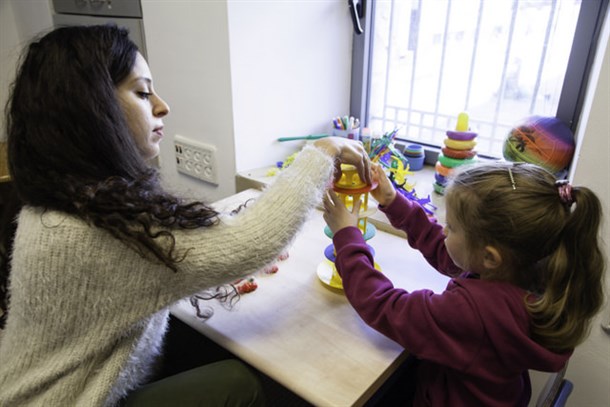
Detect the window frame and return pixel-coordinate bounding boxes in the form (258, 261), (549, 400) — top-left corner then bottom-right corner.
(350, 0), (609, 162)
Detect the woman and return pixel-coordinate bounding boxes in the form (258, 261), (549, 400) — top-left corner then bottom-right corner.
(0, 24), (370, 406)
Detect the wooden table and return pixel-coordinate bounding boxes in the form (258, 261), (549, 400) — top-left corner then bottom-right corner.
(171, 188), (450, 406)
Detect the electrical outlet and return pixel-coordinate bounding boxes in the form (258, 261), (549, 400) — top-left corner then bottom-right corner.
(174, 135), (218, 185)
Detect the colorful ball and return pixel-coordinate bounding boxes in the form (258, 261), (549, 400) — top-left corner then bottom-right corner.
(503, 116), (575, 173)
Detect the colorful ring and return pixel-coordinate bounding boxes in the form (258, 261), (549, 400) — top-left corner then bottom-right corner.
(325, 220), (376, 240)
(446, 130), (477, 141)
(434, 172), (447, 185)
(333, 181), (378, 195)
(405, 151), (425, 158)
(435, 161), (453, 177)
(444, 138), (477, 151)
(438, 153), (476, 169)
(442, 147), (476, 159)
(433, 182), (446, 195)
(404, 144), (424, 156)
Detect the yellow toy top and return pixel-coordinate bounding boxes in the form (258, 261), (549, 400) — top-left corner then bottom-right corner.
(334, 164), (368, 190)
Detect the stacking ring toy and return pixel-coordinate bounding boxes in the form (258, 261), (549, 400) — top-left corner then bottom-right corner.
(438, 154), (476, 169)
(404, 143), (424, 156)
(433, 182), (446, 195)
(434, 172), (446, 185)
(446, 130), (478, 141)
(442, 147), (476, 159)
(435, 161), (453, 177)
(444, 138), (477, 151)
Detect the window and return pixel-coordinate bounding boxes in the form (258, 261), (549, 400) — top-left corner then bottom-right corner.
(350, 0), (609, 159)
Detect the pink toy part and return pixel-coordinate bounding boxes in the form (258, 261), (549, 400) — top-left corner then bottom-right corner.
(262, 264), (279, 274)
(234, 277), (258, 294)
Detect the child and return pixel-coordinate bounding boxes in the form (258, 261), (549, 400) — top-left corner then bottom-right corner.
(322, 162), (604, 406)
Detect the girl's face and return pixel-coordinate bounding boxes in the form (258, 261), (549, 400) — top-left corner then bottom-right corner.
(444, 203), (503, 279)
(116, 52), (170, 161)
(444, 203), (492, 274)
(443, 206), (470, 271)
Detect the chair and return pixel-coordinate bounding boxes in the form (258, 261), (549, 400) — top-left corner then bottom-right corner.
(535, 363), (573, 407)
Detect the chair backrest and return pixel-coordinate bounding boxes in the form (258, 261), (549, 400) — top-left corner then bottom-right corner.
(535, 363), (573, 407)
(553, 380), (574, 407)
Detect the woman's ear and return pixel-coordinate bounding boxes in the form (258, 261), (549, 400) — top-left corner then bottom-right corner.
(482, 246), (503, 270)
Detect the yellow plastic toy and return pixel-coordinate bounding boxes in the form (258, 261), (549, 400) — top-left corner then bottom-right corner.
(317, 164), (381, 290)
(456, 112), (470, 132)
(387, 156), (415, 192)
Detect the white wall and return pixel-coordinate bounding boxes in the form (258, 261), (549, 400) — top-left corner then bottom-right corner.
(528, 11), (610, 406)
(565, 8), (610, 406)
(143, 0), (352, 203)
(141, 0), (236, 203)
(1, 0), (609, 404)
(227, 0), (352, 172)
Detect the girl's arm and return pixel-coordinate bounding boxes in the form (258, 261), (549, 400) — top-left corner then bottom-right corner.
(332, 227), (483, 371)
(370, 164), (460, 276)
(380, 193), (461, 277)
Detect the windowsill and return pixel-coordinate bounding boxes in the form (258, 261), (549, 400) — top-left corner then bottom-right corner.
(235, 164), (446, 238)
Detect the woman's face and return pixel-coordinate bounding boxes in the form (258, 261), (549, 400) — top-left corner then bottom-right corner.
(116, 52), (170, 161)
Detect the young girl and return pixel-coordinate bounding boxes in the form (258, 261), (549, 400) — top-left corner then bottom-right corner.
(0, 25), (370, 406)
(322, 161), (604, 406)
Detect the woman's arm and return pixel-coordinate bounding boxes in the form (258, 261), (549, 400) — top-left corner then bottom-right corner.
(323, 163), (460, 277)
(167, 138), (371, 294)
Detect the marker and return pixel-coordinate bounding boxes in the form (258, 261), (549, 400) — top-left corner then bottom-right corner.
(277, 134), (330, 142)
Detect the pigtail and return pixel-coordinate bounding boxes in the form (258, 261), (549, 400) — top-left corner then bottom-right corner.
(528, 186), (605, 351)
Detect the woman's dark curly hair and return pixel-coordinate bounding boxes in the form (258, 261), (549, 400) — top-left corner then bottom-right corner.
(2, 25), (218, 326)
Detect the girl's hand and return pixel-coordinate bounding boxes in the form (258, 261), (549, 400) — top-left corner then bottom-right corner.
(370, 163), (396, 207)
(322, 189), (361, 234)
(314, 137), (371, 185)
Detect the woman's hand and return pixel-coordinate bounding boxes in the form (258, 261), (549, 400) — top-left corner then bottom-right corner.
(370, 163), (397, 207)
(314, 137), (371, 185)
(322, 189), (361, 234)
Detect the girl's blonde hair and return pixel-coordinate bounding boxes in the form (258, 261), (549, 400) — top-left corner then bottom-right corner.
(445, 161), (605, 352)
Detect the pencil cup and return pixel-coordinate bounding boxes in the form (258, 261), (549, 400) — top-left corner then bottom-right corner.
(332, 127), (361, 141)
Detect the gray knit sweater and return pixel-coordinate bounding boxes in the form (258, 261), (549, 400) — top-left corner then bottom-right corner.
(0, 146), (334, 406)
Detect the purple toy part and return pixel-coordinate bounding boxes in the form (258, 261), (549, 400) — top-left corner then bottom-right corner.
(324, 244), (375, 263)
(392, 180), (437, 216)
(446, 130), (478, 141)
(434, 172), (446, 185)
(324, 244), (336, 262)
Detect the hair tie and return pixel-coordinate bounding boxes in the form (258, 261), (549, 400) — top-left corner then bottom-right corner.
(556, 181), (574, 205)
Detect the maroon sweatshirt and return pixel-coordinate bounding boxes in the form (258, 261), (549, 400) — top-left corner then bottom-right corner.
(333, 192), (571, 406)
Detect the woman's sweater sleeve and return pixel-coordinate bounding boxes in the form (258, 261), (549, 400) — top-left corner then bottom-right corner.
(380, 193), (462, 277)
(164, 145), (335, 295)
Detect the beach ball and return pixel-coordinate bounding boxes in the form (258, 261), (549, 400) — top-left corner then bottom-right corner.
(503, 116), (575, 173)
